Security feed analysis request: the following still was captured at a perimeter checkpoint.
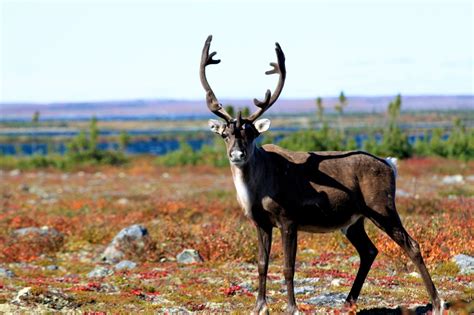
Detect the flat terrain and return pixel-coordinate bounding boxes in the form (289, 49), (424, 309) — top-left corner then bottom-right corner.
(0, 157), (473, 313)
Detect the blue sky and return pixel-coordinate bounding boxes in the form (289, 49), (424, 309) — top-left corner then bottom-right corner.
(1, 0), (472, 103)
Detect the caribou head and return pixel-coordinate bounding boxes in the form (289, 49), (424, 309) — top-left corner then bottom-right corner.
(201, 35), (286, 166)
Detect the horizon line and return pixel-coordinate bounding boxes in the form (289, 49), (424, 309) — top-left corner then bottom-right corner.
(1, 93), (473, 105)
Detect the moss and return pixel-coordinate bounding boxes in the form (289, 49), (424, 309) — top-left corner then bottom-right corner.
(433, 261), (460, 277)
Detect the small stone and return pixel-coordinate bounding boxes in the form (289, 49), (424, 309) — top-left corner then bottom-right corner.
(12, 287), (32, 304)
(176, 249), (203, 264)
(46, 265), (59, 271)
(102, 246), (124, 264)
(101, 224), (150, 264)
(453, 254), (474, 274)
(396, 189), (411, 197)
(162, 172), (170, 179)
(14, 226), (62, 238)
(442, 175), (464, 185)
(348, 255), (359, 263)
(159, 307), (189, 314)
(12, 286), (76, 310)
(408, 271), (420, 278)
(305, 292), (346, 306)
(87, 266), (113, 278)
(330, 279), (342, 287)
(11, 226), (64, 254)
(18, 184), (30, 192)
(296, 277), (319, 285)
(238, 282), (253, 292)
(114, 260), (137, 270)
(116, 198), (129, 205)
(9, 169), (20, 177)
(294, 286), (315, 295)
(205, 301), (232, 310)
(0, 267), (15, 278)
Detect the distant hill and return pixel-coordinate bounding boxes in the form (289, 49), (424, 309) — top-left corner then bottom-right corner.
(1, 95), (472, 121)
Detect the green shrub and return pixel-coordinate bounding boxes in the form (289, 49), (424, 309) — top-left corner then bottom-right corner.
(379, 126), (413, 158)
(413, 120), (474, 161)
(445, 118), (473, 161)
(279, 124), (344, 152)
(156, 139), (228, 167)
(156, 141), (199, 167)
(17, 154), (67, 170)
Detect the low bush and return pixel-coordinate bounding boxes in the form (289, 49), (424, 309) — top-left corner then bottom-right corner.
(155, 139), (228, 167)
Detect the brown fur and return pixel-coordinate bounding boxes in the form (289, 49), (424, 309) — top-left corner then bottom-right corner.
(200, 35), (441, 314)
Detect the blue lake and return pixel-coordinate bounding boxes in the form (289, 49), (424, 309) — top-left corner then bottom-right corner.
(0, 132), (433, 156)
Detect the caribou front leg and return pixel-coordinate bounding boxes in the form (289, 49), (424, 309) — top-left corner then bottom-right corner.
(252, 223), (273, 314)
(281, 223), (298, 314)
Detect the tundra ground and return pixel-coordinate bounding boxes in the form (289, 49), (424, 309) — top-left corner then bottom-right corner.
(0, 157), (473, 313)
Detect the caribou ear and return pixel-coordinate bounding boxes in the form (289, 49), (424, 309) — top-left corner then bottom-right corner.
(254, 118), (271, 133)
(208, 119), (226, 135)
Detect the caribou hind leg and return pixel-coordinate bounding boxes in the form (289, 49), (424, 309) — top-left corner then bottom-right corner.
(343, 218), (378, 306)
(368, 206), (442, 313)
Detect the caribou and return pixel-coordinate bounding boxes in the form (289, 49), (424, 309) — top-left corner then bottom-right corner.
(200, 35), (442, 314)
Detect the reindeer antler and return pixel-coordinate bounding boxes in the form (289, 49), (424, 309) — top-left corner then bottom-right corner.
(247, 42), (286, 122)
(200, 35), (234, 123)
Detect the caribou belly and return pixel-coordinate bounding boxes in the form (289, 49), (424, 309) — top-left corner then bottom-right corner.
(298, 214), (362, 233)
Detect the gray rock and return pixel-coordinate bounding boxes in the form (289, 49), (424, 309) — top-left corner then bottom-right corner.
(396, 189), (411, 197)
(14, 226), (62, 239)
(12, 226), (64, 253)
(12, 287), (31, 305)
(238, 282), (253, 292)
(442, 175), (464, 185)
(116, 198), (129, 205)
(9, 169), (20, 177)
(176, 249), (203, 264)
(102, 246), (125, 264)
(115, 224), (148, 240)
(294, 286), (315, 295)
(114, 260), (137, 270)
(19, 184), (30, 192)
(159, 307), (190, 314)
(276, 277), (319, 285)
(101, 224), (150, 264)
(297, 277), (320, 285)
(46, 265), (59, 271)
(87, 266), (113, 278)
(453, 254), (474, 274)
(12, 287), (76, 310)
(305, 292), (346, 306)
(281, 285), (316, 295)
(0, 267), (15, 278)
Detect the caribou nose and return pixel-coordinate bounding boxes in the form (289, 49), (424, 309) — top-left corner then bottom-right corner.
(230, 150), (245, 161)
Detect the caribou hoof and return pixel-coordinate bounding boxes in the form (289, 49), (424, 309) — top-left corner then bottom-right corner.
(432, 299), (446, 315)
(284, 305), (299, 315)
(342, 300), (357, 314)
(252, 301), (269, 315)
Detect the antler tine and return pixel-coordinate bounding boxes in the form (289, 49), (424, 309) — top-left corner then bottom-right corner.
(247, 42), (286, 122)
(200, 35), (234, 123)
